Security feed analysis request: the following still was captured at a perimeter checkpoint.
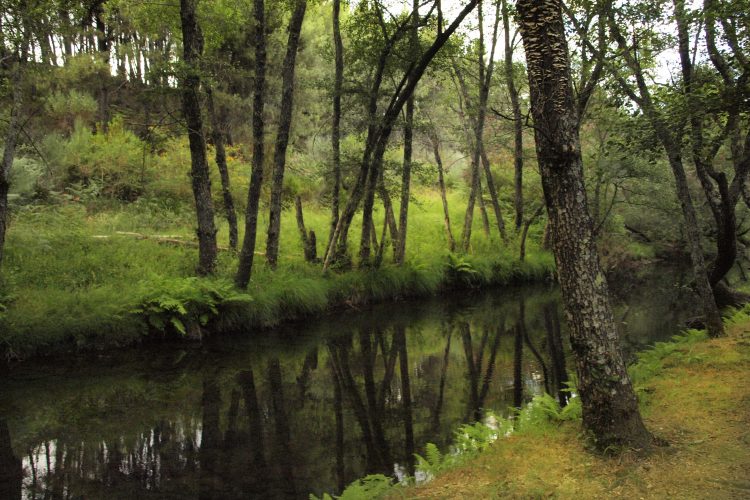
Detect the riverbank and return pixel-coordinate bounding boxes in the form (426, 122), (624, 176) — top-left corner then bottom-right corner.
(404, 311), (750, 498)
(0, 197), (555, 362)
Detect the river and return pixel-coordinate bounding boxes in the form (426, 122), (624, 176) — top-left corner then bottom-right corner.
(0, 266), (695, 499)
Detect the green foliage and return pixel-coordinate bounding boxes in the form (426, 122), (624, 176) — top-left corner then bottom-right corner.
(514, 392), (582, 434)
(445, 253), (480, 287)
(135, 278), (252, 336)
(42, 118), (147, 201)
(628, 329), (709, 386)
(310, 475), (394, 500)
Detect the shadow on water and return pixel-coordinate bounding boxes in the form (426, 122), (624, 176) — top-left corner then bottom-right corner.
(0, 266), (694, 498)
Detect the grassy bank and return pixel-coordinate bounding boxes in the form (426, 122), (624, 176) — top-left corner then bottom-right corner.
(390, 308), (750, 499)
(0, 189), (555, 361)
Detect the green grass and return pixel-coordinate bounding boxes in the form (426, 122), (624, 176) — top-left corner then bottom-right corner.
(0, 188), (555, 360)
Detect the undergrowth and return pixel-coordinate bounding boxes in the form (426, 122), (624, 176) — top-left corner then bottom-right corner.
(0, 201), (555, 360)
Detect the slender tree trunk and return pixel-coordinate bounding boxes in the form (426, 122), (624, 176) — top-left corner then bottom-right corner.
(266, 0), (308, 268)
(431, 134), (456, 251)
(395, 326), (415, 476)
(502, 0), (524, 230)
(179, 0), (218, 275)
(518, 0), (653, 451)
(206, 87), (239, 250)
(378, 171), (399, 247)
(236, 0), (267, 288)
(395, 0), (420, 265)
(295, 196), (317, 262)
(477, 175), (491, 236)
(326, 0), (344, 263)
(93, 0), (110, 133)
(480, 144), (507, 240)
(519, 204), (544, 261)
(323, 0), (479, 270)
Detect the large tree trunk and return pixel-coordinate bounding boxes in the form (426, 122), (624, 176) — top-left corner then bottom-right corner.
(206, 87), (239, 250)
(0, 49), (25, 270)
(326, 0), (344, 263)
(236, 0), (268, 288)
(179, 0), (218, 275)
(501, 0), (524, 230)
(266, 0), (308, 268)
(518, 0), (653, 451)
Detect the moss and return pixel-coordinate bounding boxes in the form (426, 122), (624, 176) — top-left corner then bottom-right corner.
(402, 313), (750, 499)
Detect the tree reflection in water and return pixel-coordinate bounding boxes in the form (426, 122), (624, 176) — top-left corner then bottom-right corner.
(1, 279), (689, 499)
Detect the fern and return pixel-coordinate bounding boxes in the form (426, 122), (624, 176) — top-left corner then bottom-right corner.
(445, 253), (480, 287)
(415, 442), (444, 478)
(310, 474), (394, 500)
(134, 277), (252, 336)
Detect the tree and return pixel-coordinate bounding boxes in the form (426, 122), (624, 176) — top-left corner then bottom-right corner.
(266, 0), (308, 268)
(322, 0), (480, 270)
(516, 0), (653, 450)
(0, 5), (29, 270)
(501, 0), (524, 231)
(606, 7), (725, 336)
(206, 86), (239, 250)
(394, 0), (420, 265)
(236, 0), (268, 288)
(179, 0), (218, 275)
(327, 0), (344, 262)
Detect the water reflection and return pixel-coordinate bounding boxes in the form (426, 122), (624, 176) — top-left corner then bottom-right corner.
(0, 273), (693, 499)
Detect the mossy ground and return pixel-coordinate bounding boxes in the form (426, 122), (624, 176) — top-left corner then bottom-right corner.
(405, 321), (750, 499)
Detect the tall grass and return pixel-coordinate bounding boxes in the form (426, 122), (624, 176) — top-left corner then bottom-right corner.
(1, 189), (555, 360)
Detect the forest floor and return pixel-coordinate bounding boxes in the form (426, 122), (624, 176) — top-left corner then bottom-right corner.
(405, 319), (750, 499)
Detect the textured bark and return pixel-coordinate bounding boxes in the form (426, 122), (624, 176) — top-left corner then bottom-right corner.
(518, 0), (652, 451)
(179, 0), (218, 276)
(377, 171), (399, 248)
(206, 87), (238, 250)
(266, 0), (308, 268)
(236, 0), (267, 288)
(326, 0), (344, 263)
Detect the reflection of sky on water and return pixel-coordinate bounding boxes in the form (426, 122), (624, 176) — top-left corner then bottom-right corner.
(2, 267), (693, 499)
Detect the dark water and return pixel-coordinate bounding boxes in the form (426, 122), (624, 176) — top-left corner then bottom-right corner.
(0, 267), (694, 499)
